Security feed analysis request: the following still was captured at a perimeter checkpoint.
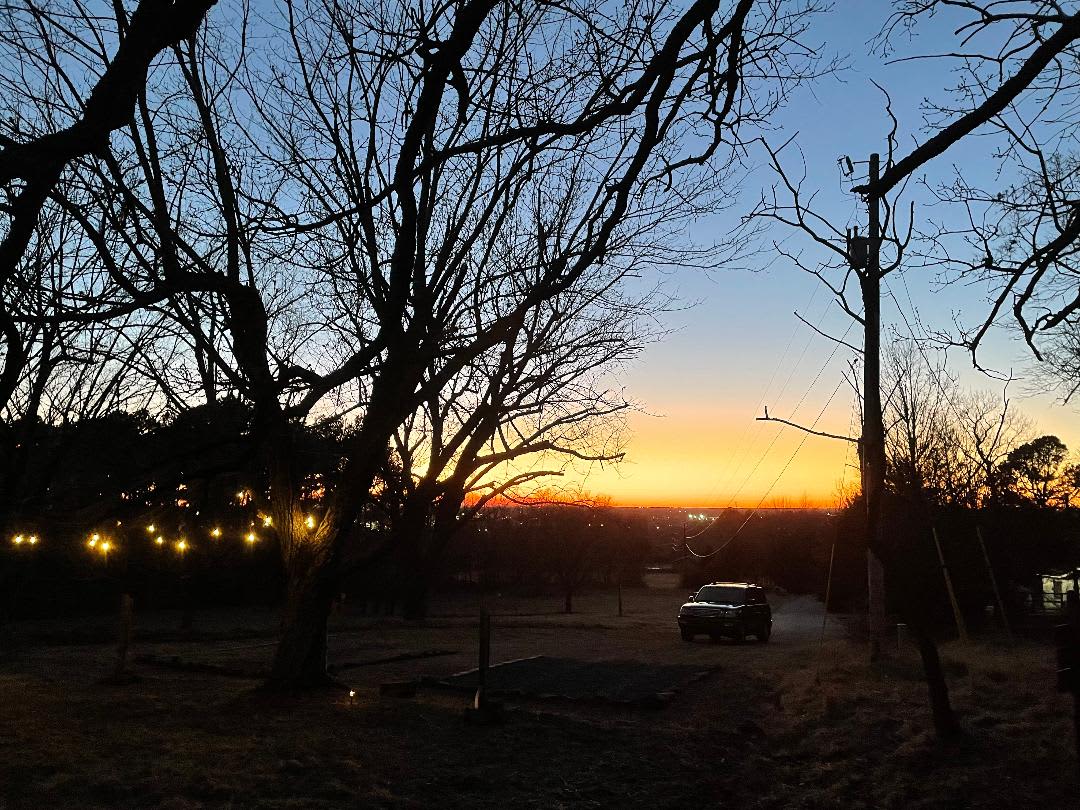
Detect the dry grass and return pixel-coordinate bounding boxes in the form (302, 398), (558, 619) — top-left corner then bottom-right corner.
(0, 584), (1075, 808)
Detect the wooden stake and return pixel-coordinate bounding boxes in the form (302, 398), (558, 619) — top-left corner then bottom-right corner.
(976, 525), (1012, 643)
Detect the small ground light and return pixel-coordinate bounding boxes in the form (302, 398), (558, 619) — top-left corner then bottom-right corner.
(305, 515), (315, 529)
(12, 534), (23, 545)
(146, 524), (155, 533)
(211, 527), (222, 538)
(176, 539), (188, 553)
(28, 536), (37, 545)
(154, 536), (165, 546)
(99, 541), (112, 557)
(349, 690), (356, 704)
(262, 515), (272, 527)
(245, 532), (257, 544)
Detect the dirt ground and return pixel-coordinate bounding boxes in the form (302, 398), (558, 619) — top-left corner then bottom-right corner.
(0, 576), (1076, 808)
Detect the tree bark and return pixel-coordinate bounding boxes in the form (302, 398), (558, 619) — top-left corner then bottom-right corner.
(267, 564), (337, 689)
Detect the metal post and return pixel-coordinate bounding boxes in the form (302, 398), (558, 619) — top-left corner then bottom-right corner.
(976, 525), (1011, 642)
(932, 527), (968, 643)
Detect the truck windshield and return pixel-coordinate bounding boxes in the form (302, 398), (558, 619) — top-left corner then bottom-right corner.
(695, 586), (746, 604)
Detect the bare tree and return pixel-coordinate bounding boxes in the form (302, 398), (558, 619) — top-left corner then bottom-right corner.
(955, 388), (1034, 506)
(882, 335), (962, 503)
(872, 3), (1080, 363)
(49, 0), (825, 688)
(388, 266), (650, 617)
(0, 0), (218, 413)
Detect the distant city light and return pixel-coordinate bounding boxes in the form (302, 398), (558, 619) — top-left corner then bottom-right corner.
(211, 527), (222, 538)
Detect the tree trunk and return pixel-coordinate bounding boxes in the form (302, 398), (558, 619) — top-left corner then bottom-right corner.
(401, 573), (431, 621)
(266, 562), (338, 690)
(911, 618), (960, 738)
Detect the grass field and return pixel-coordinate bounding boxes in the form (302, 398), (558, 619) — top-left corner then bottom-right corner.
(0, 577), (1076, 808)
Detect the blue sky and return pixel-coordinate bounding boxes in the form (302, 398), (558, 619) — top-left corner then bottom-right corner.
(583, 0), (1078, 506)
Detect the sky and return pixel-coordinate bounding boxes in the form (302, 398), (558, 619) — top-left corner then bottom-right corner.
(573, 0), (1079, 508)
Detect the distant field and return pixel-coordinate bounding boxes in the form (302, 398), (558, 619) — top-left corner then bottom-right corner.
(0, 580), (1074, 809)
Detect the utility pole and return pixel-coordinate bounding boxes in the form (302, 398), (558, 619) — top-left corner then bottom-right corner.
(849, 152), (888, 662)
(760, 150), (890, 662)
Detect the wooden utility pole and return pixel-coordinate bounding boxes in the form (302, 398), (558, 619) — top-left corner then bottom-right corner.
(853, 152), (889, 661)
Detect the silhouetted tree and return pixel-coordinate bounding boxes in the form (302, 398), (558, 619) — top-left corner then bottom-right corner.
(59, 0), (825, 689)
(999, 435), (1078, 508)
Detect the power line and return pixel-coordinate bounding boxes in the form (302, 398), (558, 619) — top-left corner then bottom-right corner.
(682, 376), (849, 558)
(707, 285), (824, 504)
(702, 317), (857, 524)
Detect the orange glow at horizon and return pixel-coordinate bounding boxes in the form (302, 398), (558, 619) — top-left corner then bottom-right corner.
(565, 407), (856, 509)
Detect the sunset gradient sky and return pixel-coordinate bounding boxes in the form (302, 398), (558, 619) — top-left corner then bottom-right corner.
(573, 0), (1079, 508)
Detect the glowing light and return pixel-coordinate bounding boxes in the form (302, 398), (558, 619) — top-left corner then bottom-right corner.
(304, 515), (315, 529)
(245, 532), (257, 545)
(211, 527), (222, 538)
(261, 515), (272, 527)
(100, 541), (112, 555)
(154, 536), (165, 546)
(176, 539), (188, 553)
(12, 534), (23, 545)
(146, 524), (156, 533)
(87, 535), (98, 549)
(27, 535), (37, 545)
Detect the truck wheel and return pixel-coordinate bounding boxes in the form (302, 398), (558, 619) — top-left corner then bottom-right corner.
(757, 622), (772, 643)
